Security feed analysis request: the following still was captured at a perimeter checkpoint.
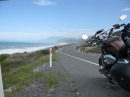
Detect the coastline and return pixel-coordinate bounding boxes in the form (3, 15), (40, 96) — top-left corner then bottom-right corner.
(0, 43), (69, 55)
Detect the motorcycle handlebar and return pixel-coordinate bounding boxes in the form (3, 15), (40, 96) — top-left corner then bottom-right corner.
(86, 23), (126, 45)
(120, 23), (126, 26)
(113, 23), (126, 29)
(96, 23), (126, 37)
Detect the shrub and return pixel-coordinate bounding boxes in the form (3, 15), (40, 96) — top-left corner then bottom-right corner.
(9, 54), (29, 65)
(36, 50), (49, 59)
(40, 49), (49, 55)
(85, 46), (101, 54)
(1, 60), (11, 72)
(1, 54), (29, 72)
(0, 54), (8, 62)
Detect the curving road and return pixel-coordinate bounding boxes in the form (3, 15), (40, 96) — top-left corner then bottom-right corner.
(57, 45), (130, 97)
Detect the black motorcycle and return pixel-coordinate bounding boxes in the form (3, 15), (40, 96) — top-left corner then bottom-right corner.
(82, 15), (130, 92)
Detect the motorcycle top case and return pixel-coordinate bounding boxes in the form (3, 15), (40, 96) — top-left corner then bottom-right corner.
(121, 23), (130, 47)
(110, 58), (130, 92)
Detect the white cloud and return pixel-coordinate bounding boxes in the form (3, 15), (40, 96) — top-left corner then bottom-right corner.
(0, 29), (96, 41)
(51, 31), (94, 38)
(32, 0), (56, 6)
(64, 29), (97, 31)
(122, 7), (130, 12)
(37, 29), (96, 38)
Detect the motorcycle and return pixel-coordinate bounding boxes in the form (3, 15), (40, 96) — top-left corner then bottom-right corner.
(82, 15), (130, 92)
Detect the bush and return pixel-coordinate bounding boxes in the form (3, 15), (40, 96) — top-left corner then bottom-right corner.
(36, 50), (49, 59)
(40, 50), (49, 55)
(1, 60), (11, 72)
(0, 54), (8, 62)
(85, 46), (101, 54)
(1, 54), (29, 72)
(112, 30), (120, 36)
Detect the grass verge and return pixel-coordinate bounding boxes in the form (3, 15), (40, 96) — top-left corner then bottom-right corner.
(3, 53), (59, 97)
(44, 72), (58, 90)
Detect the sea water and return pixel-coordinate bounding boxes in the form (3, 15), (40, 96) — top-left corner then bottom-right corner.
(0, 41), (67, 54)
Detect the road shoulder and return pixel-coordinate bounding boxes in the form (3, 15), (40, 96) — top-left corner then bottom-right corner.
(11, 60), (79, 97)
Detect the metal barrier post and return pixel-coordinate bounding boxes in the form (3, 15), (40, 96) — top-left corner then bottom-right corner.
(50, 48), (52, 67)
(0, 63), (4, 97)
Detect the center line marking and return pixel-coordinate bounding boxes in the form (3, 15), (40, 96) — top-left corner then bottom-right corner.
(60, 47), (99, 66)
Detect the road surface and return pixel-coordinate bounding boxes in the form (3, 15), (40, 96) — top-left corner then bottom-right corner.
(57, 45), (130, 97)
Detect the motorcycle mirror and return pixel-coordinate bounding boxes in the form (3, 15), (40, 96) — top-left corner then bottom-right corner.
(82, 35), (88, 40)
(117, 15), (127, 24)
(120, 15), (127, 20)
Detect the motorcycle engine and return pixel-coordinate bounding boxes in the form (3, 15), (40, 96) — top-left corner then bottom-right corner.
(104, 54), (116, 64)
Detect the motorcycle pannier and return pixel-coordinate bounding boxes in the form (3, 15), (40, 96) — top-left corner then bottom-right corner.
(110, 58), (130, 92)
(121, 23), (130, 47)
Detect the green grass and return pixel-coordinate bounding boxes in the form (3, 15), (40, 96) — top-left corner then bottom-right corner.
(44, 72), (58, 90)
(70, 81), (76, 83)
(56, 72), (70, 81)
(0, 54), (8, 62)
(2, 52), (59, 97)
(52, 54), (60, 61)
(3, 56), (47, 97)
(69, 88), (78, 93)
(43, 72), (70, 90)
(0, 46), (61, 97)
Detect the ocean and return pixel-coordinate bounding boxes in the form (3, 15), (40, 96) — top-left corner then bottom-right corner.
(0, 41), (67, 54)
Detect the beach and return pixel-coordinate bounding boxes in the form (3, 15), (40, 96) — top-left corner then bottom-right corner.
(0, 41), (68, 55)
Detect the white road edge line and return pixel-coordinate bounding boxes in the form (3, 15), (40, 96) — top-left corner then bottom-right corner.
(60, 47), (99, 66)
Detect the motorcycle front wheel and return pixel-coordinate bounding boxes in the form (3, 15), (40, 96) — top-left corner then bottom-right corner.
(99, 57), (112, 79)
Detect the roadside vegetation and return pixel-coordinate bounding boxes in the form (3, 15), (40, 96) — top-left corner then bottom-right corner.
(77, 30), (121, 54)
(44, 72), (59, 90)
(0, 46), (61, 97)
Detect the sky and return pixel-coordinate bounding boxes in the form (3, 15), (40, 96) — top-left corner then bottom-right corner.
(0, 0), (130, 42)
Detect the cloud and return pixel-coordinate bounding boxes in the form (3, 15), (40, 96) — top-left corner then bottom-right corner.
(0, 28), (96, 41)
(38, 29), (96, 38)
(32, 0), (56, 6)
(122, 7), (130, 11)
(62, 29), (98, 31)
(0, 32), (47, 41)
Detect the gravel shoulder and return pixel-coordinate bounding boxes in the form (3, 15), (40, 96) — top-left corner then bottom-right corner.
(11, 59), (79, 97)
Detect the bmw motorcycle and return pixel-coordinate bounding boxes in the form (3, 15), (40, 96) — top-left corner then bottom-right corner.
(82, 15), (130, 92)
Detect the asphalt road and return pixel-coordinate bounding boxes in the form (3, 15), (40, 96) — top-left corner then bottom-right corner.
(57, 45), (130, 97)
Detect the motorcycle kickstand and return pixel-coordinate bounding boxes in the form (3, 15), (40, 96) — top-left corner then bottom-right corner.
(106, 78), (117, 88)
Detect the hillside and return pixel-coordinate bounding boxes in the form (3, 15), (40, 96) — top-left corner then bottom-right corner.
(57, 38), (85, 44)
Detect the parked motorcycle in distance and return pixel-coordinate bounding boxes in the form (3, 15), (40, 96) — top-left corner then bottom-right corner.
(82, 15), (130, 92)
